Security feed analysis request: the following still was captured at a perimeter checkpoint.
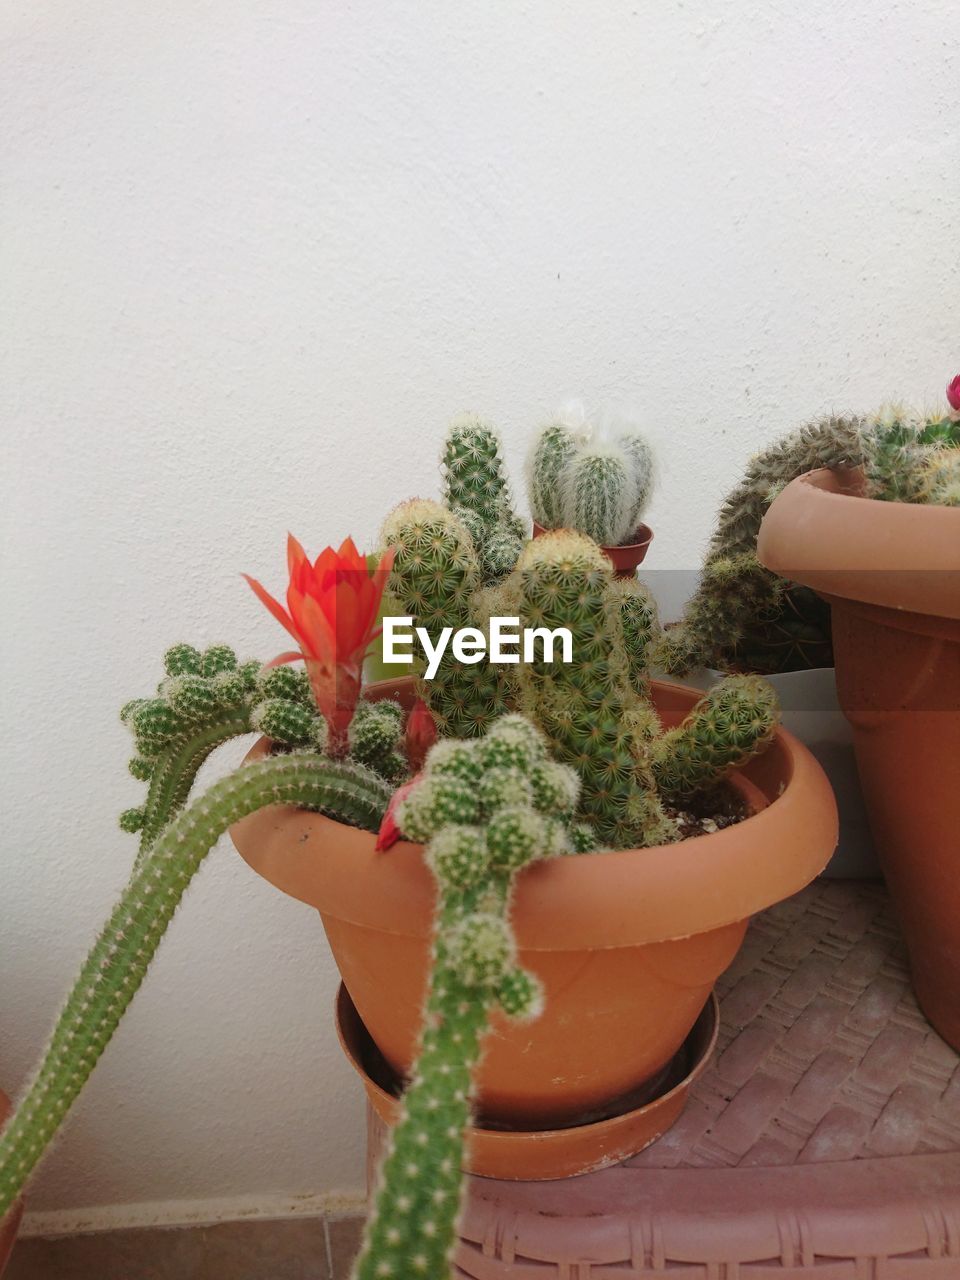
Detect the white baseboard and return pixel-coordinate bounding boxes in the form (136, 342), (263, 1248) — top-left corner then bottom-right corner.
(20, 1187), (367, 1239)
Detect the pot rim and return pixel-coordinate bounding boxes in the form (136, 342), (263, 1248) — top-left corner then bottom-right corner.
(230, 678), (837, 950)
(758, 466), (960, 620)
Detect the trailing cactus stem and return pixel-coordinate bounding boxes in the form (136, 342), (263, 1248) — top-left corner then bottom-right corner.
(354, 953), (489, 1280)
(0, 755), (391, 1220)
(138, 708), (253, 853)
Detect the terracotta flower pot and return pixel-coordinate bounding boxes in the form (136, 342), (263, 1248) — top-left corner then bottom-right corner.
(0, 1090), (22, 1275)
(231, 676), (835, 1126)
(531, 520), (653, 578)
(758, 466), (960, 1050)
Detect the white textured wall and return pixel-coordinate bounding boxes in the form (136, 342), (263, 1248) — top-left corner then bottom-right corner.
(1, 0), (957, 1221)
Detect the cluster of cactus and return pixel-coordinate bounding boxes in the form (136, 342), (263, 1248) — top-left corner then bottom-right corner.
(119, 644), (408, 856)
(441, 413), (526, 582)
(382, 503), (780, 849)
(657, 405), (960, 677)
(862, 406), (960, 508)
(354, 715), (592, 1279)
(525, 410), (655, 546)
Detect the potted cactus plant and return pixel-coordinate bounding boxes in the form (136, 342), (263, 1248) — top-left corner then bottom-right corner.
(758, 391), (960, 1053)
(650, 413), (877, 876)
(525, 404), (656, 575)
(0, 417), (836, 1278)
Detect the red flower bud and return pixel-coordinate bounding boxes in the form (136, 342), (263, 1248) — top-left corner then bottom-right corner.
(947, 375), (960, 413)
(375, 774), (422, 851)
(405, 699), (438, 772)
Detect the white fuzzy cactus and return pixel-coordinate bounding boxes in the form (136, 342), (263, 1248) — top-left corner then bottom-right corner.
(526, 407), (655, 546)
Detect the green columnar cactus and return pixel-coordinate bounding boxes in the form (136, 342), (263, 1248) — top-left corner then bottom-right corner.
(525, 420), (579, 529)
(0, 753), (392, 1221)
(563, 446), (639, 547)
(354, 716), (591, 1280)
(607, 576), (660, 701)
(380, 500), (509, 737)
(526, 415), (655, 546)
(513, 532), (673, 847)
(655, 415), (865, 676)
(650, 676), (779, 803)
(441, 414), (526, 582)
(510, 532), (779, 847)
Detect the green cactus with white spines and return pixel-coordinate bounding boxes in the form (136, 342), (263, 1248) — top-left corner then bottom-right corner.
(658, 406), (960, 678)
(650, 675), (780, 803)
(354, 716), (592, 1280)
(563, 445), (639, 547)
(655, 415), (865, 676)
(441, 414), (526, 582)
(380, 499), (510, 737)
(525, 419), (579, 529)
(608, 575), (660, 701)
(862, 406), (960, 505)
(512, 531), (672, 847)
(0, 750), (393, 1223)
(526, 414), (655, 546)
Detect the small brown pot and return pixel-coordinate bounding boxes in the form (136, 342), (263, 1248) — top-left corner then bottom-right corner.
(231, 677), (835, 1126)
(758, 467), (960, 1050)
(531, 520), (653, 577)
(0, 1090), (22, 1275)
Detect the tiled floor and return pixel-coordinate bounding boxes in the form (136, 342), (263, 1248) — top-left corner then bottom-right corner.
(4, 1213), (365, 1280)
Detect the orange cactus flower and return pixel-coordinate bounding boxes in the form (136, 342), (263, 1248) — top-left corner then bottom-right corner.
(244, 535), (396, 758)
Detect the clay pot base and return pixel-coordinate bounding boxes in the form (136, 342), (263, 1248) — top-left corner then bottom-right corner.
(365, 879), (960, 1274)
(337, 985), (718, 1181)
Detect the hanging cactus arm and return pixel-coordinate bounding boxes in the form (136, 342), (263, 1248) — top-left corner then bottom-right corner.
(0, 754), (391, 1220)
(122, 645), (261, 854)
(650, 675), (780, 803)
(354, 717), (588, 1280)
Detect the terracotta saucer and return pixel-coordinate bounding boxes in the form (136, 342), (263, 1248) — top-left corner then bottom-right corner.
(335, 983), (718, 1181)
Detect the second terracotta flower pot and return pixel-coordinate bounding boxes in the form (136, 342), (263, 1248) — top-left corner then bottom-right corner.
(759, 467), (960, 1050)
(231, 677), (836, 1127)
(532, 521), (653, 578)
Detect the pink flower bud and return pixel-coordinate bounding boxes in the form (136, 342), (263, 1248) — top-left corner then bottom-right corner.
(947, 375), (960, 413)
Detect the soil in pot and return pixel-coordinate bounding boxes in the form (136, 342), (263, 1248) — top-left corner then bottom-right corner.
(231, 676), (837, 1127)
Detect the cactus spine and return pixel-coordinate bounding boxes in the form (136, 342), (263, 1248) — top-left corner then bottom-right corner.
(354, 716), (589, 1280)
(526, 414), (654, 546)
(442, 414), (526, 582)
(0, 754), (392, 1221)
